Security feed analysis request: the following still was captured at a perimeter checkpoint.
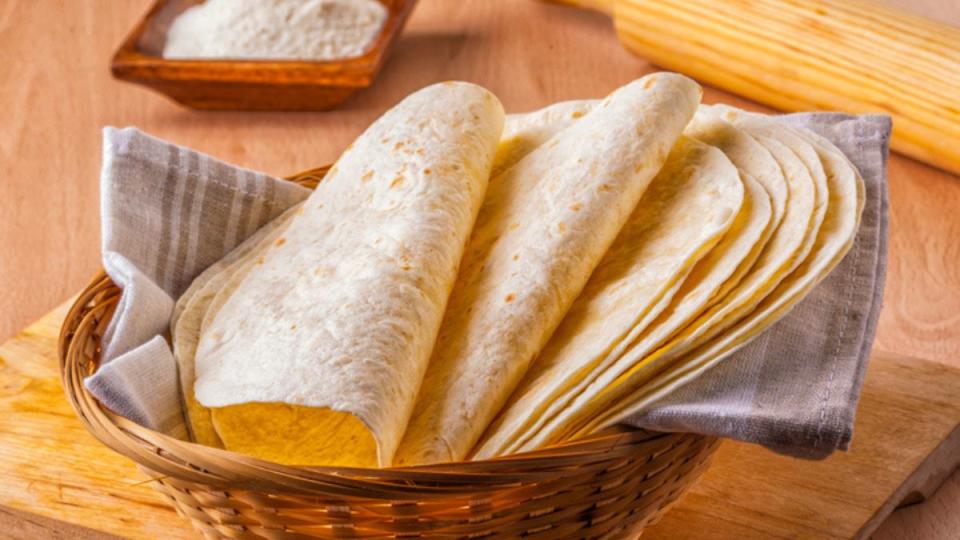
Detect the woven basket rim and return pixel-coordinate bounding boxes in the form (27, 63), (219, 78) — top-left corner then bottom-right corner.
(57, 166), (711, 498)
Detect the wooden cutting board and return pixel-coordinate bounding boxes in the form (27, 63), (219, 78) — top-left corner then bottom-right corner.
(0, 302), (958, 540)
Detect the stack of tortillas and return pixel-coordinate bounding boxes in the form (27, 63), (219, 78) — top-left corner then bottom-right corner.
(172, 74), (863, 467)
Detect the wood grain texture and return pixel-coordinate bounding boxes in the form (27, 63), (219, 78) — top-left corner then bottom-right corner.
(874, 472), (960, 540)
(1, 306), (957, 539)
(0, 506), (122, 540)
(641, 351), (960, 540)
(859, 425), (960, 537)
(0, 0), (957, 536)
(0, 303), (195, 539)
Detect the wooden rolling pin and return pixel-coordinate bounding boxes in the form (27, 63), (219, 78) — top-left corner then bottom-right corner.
(553, 0), (960, 175)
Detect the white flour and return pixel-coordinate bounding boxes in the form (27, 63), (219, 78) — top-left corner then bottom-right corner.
(162, 0), (388, 61)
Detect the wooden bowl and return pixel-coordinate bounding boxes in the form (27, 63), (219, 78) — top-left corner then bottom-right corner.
(111, 0), (417, 111)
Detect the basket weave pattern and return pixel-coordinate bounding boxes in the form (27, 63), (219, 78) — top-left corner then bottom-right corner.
(57, 171), (719, 539)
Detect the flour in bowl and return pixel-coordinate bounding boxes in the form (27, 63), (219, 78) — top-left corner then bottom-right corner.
(162, 0), (388, 61)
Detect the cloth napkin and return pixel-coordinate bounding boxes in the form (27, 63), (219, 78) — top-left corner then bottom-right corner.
(86, 114), (889, 457)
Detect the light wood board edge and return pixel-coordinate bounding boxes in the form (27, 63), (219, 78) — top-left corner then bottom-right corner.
(857, 423), (960, 539)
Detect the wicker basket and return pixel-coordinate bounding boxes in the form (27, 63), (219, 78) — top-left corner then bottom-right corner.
(58, 168), (719, 539)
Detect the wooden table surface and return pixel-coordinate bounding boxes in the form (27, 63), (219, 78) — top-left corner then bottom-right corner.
(0, 0), (957, 537)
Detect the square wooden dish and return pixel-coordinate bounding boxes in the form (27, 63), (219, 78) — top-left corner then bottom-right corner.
(111, 0), (416, 111)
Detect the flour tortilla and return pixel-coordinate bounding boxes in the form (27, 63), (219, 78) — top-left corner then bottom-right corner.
(687, 109), (787, 236)
(552, 116), (836, 439)
(475, 113), (781, 457)
(496, 104), (791, 325)
(172, 103), (574, 449)
(170, 209), (296, 331)
(495, 108), (832, 453)
(574, 120), (864, 436)
(192, 82), (504, 467)
(172, 94), (641, 454)
(473, 136), (747, 459)
(503, 103), (788, 232)
(710, 106), (830, 270)
(394, 73), (703, 465)
(172, 203), (301, 447)
(492, 100), (595, 178)
(474, 113), (786, 456)
(621, 113), (824, 361)
(479, 175), (773, 458)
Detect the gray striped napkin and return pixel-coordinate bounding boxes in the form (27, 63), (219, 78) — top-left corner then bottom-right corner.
(86, 116), (889, 456)
(87, 127), (309, 438)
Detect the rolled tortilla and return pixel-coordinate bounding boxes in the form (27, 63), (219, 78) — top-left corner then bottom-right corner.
(173, 103), (575, 449)
(394, 73), (703, 465)
(192, 82), (505, 467)
(172, 203), (301, 448)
